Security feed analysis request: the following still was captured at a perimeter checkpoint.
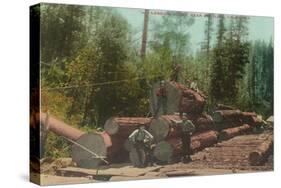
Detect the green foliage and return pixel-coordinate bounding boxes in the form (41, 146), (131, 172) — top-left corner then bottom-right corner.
(210, 16), (250, 104)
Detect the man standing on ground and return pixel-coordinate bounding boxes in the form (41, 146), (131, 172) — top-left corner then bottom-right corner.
(174, 114), (195, 163)
(128, 126), (154, 167)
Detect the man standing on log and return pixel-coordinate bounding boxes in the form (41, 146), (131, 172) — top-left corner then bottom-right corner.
(176, 114), (195, 163)
(128, 126), (155, 167)
(155, 80), (168, 118)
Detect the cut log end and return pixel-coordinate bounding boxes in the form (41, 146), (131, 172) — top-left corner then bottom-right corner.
(71, 133), (107, 169)
(149, 117), (170, 142)
(249, 152), (261, 165)
(153, 141), (173, 162)
(104, 117), (119, 135)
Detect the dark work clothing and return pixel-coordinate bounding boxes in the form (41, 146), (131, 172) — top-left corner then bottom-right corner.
(181, 131), (192, 157)
(133, 140), (153, 167)
(155, 86), (168, 117)
(134, 140), (145, 167)
(180, 120), (194, 160)
(156, 87), (167, 97)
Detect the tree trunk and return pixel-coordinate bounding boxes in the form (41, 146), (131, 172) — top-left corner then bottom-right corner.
(104, 117), (151, 136)
(249, 134), (273, 165)
(40, 113), (85, 141)
(153, 130), (218, 162)
(213, 110), (242, 123)
(218, 124), (251, 141)
(149, 115), (215, 142)
(215, 103), (236, 110)
(150, 81), (206, 116)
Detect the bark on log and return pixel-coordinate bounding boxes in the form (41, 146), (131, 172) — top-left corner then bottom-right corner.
(149, 115), (215, 142)
(153, 130), (218, 162)
(40, 113), (85, 141)
(150, 81), (206, 116)
(213, 110), (242, 123)
(106, 134), (129, 163)
(244, 115), (264, 127)
(195, 114), (215, 132)
(104, 117), (151, 136)
(249, 135), (273, 165)
(191, 130), (219, 151)
(215, 104), (236, 110)
(218, 124), (251, 141)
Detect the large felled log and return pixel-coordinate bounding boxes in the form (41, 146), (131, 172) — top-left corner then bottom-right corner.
(40, 113), (85, 141)
(71, 133), (108, 168)
(39, 113), (109, 168)
(191, 130), (219, 151)
(244, 115), (264, 127)
(153, 130), (218, 162)
(149, 115), (189, 142)
(218, 124), (251, 141)
(213, 110), (242, 123)
(104, 117), (151, 136)
(249, 135), (273, 165)
(215, 104), (236, 110)
(106, 134), (129, 163)
(150, 81), (206, 116)
(195, 114), (215, 132)
(149, 115), (215, 142)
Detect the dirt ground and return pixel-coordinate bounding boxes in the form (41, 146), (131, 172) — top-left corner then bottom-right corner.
(36, 132), (273, 185)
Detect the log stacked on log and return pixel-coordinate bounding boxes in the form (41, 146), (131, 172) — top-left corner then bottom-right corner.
(215, 103), (235, 110)
(213, 109), (264, 130)
(173, 81), (206, 115)
(104, 117), (151, 137)
(149, 114), (215, 142)
(218, 124), (251, 141)
(213, 110), (242, 125)
(150, 81), (206, 116)
(153, 130), (219, 162)
(103, 117), (152, 163)
(249, 134), (273, 165)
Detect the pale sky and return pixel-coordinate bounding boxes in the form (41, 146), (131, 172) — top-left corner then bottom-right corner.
(116, 8), (274, 54)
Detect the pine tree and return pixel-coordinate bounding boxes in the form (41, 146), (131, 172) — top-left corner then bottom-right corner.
(210, 15), (226, 102)
(202, 14), (214, 56)
(224, 16), (250, 102)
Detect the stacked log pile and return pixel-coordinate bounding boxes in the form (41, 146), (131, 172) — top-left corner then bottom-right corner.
(149, 107), (269, 163)
(153, 130), (219, 162)
(38, 80), (272, 169)
(213, 109), (264, 129)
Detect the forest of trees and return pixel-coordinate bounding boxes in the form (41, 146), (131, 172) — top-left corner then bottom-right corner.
(35, 4), (273, 157)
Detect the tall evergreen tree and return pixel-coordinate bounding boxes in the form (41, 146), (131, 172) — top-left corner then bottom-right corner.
(202, 14), (214, 56)
(224, 16), (250, 101)
(210, 15), (226, 102)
